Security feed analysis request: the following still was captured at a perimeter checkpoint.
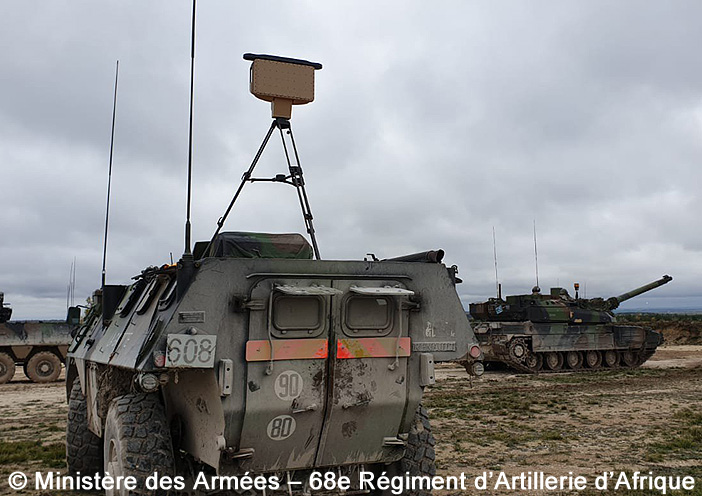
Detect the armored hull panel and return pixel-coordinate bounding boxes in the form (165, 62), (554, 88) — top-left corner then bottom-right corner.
(69, 252), (480, 475)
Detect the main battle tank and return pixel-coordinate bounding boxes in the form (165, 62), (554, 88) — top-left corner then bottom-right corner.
(66, 53), (482, 495)
(469, 275), (672, 373)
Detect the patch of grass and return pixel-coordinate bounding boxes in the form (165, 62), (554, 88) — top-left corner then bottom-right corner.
(647, 407), (702, 460)
(539, 367), (665, 384)
(0, 440), (65, 466)
(540, 430), (566, 441)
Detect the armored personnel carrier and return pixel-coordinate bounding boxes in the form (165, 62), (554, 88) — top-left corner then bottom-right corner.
(66, 53), (482, 494)
(469, 275), (672, 373)
(0, 292), (80, 384)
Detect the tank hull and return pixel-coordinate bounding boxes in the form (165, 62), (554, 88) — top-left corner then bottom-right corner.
(473, 320), (663, 373)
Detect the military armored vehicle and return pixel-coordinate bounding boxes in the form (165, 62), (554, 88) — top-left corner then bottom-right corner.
(0, 292), (12, 323)
(0, 293), (80, 384)
(469, 275), (672, 373)
(66, 53), (482, 494)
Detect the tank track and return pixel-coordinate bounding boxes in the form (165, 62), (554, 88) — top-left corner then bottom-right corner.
(499, 345), (659, 375)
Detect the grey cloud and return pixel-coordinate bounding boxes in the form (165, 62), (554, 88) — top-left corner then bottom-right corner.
(1, 1), (700, 318)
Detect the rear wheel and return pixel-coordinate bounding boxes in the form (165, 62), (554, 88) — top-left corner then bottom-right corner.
(25, 351), (62, 383)
(377, 404), (435, 496)
(621, 350), (638, 367)
(67, 379), (103, 477)
(103, 393), (175, 496)
(0, 352), (15, 384)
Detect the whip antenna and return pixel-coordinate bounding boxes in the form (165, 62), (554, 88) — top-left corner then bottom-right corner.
(533, 219), (540, 291)
(102, 60), (119, 289)
(184, 0), (197, 255)
(492, 227), (499, 298)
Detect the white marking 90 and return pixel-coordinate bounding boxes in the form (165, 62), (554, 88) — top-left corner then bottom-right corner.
(275, 370), (303, 400)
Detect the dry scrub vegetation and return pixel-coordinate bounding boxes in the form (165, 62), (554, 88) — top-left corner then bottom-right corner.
(0, 347), (700, 495)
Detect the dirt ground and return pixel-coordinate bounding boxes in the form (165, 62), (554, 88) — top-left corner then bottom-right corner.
(429, 345), (702, 495)
(0, 347), (700, 495)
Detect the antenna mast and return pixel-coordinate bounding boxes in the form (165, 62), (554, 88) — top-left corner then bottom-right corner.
(184, 0), (197, 256)
(102, 60), (119, 290)
(492, 227), (499, 298)
(533, 219), (540, 290)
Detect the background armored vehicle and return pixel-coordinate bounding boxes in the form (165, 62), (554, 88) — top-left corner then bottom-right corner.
(67, 53), (482, 494)
(469, 275), (672, 373)
(0, 292), (12, 323)
(0, 293), (80, 384)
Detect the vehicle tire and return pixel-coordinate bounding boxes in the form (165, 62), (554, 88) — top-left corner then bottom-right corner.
(565, 351), (583, 370)
(603, 350), (619, 367)
(103, 393), (175, 495)
(545, 352), (564, 371)
(376, 404), (435, 496)
(621, 350), (638, 367)
(524, 352), (543, 372)
(67, 379), (103, 477)
(25, 351), (62, 383)
(585, 350), (602, 369)
(0, 352), (15, 384)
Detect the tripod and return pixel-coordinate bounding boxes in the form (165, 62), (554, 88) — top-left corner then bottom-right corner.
(205, 117), (321, 259)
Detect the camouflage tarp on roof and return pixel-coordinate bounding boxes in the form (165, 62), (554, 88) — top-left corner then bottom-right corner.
(211, 232), (313, 259)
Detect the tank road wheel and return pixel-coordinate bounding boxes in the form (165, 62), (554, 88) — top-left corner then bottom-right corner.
(544, 352), (564, 371)
(604, 350), (620, 368)
(565, 351), (583, 370)
(377, 404), (435, 496)
(0, 352), (15, 384)
(103, 393), (175, 496)
(67, 379), (103, 477)
(25, 351), (62, 383)
(620, 351), (638, 367)
(524, 352), (543, 372)
(585, 350), (602, 369)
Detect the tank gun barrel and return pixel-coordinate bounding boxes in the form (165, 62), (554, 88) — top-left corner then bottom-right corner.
(609, 274), (672, 309)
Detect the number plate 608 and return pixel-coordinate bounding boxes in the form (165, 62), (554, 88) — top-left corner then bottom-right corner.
(166, 334), (217, 368)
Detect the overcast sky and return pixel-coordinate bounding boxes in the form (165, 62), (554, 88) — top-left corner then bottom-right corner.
(1, 1), (699, 319)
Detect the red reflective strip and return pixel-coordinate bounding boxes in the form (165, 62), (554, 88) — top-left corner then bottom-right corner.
(337, 337), (411, 359)
(246, 339), (329, 362)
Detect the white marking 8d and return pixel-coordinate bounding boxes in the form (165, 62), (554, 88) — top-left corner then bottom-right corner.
(275, 370), (303, 400)
(267, 415), (296, 440)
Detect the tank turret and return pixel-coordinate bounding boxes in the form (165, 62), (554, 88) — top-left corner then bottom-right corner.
(469, 275), (672, 373)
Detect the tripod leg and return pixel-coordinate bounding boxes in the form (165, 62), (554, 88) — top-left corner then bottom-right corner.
(204, 120), (278, 256)
(278, 123), (321, 260)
